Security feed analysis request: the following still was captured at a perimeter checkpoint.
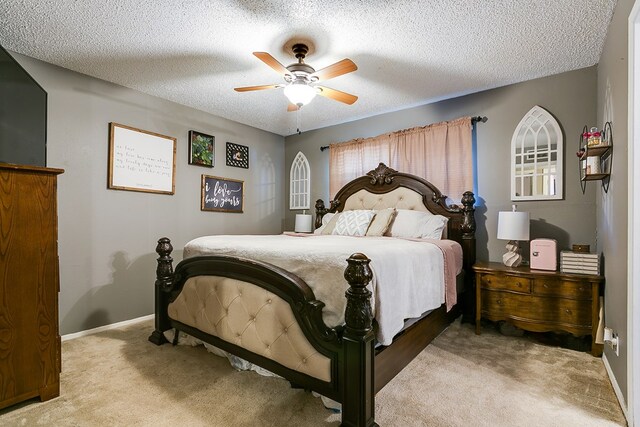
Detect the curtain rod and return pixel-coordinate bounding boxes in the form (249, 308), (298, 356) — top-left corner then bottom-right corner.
(472, 116), (488, 124)
(319, 116), (488, 151)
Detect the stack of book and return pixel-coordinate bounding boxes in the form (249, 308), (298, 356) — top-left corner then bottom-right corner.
(560, 251), (600, 275)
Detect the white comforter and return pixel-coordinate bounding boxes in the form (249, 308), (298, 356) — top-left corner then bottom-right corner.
(184, 234), (449, 345)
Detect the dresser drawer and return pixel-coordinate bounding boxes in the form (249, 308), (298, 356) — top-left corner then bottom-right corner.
(532, 278), (592, 300)
(480, 274), (531, 293)
(481, 290), (592, 327)
(530, 295), (591, 326)
(481, 290), (521, 315)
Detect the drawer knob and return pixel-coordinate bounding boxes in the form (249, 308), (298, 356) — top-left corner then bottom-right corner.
(565, 309), (572, 314)
(496, 299), (502, 305)
(486, 278), (492, 284)
(516, 282), (522, 287)
(543, 284), (549, 289)
(579, 287), (585, 292)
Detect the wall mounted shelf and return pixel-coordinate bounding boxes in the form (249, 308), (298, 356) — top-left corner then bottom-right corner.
(579, 121), (612, 194)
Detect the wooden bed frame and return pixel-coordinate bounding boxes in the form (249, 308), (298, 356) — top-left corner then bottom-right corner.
(149, 163), (476, 427)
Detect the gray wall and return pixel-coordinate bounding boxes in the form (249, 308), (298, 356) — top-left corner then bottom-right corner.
(285, 67), (598, 263)
(12, 52), (285, 335)
(596, 0), (633, 406)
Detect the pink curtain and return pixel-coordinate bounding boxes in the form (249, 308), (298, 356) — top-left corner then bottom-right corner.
(329, 117), (473, 202)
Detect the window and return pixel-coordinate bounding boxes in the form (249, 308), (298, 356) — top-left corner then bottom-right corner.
(290, 151), (310, 210)
(511, 106), (563, 200)
(329, 117), (473, 202)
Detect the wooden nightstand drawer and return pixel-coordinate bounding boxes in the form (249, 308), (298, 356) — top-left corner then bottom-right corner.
(481, 290), (520, 315)
(532, 278), (592, 300)
(481, 291), (592, 327)
(480, 274), (531, 293)
(525, 295), (591, 326)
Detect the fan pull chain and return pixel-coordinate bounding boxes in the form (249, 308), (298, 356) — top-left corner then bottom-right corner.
(296, 107), (302, 135)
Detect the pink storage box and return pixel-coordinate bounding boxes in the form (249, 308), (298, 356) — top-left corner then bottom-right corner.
(530, 238), (557, 271)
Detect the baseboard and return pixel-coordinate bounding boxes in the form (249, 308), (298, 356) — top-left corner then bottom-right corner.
(61, 314), (155, 342)
(603, 353), (629, 422)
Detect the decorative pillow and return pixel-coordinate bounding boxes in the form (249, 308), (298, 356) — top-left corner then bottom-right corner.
(387, 209), (448, 239)
(420, 214), (449, 239)
(332, 210), (376, 237)
(321, 212), (342, 235)
(365, 208), (397, 236)
(314, 213), (335, 234)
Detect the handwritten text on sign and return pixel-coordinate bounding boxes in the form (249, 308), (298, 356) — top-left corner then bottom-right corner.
(201, 175), (244, 213)
(109, 123), (176, 194)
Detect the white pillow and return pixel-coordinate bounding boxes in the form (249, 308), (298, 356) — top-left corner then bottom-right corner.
(388, 209), (448, 239)
(314, 212), (335, 234)
(332, 210), (376, 237)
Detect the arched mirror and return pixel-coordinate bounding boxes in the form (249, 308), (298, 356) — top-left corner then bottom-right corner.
(511, 106), (563, 200)
(290, 151), (311, 210)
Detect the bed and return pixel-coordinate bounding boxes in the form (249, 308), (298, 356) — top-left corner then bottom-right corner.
(149, 163), (476, 427)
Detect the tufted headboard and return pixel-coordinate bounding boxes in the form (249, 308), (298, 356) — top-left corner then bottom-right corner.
(315, 163), (476, 270)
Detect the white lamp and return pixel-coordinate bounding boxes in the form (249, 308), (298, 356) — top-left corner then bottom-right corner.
(294, 212), (313, 233)
(497, 205), (530, 267)
(284, 81), (316, 107)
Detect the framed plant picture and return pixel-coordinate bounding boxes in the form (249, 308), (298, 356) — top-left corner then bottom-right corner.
(226, 142), (249, 169)
(189, 130), (215, 167)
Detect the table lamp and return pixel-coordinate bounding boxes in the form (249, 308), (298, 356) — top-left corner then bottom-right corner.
(497, 205), (530, 267)
(294, 211), (313, 233)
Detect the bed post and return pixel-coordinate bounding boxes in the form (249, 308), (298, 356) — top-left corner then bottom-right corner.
(315, 199), (327, 229)
(148, 237), (174, 346)
(315, 198), (340, 229)
(341, 253), (378, 427)
(460, 191), (477, 322)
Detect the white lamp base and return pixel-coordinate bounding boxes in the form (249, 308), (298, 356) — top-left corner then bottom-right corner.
(502, 240), (523, 267)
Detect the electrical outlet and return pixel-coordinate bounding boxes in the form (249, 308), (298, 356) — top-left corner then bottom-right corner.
(604, 327), (619, 356)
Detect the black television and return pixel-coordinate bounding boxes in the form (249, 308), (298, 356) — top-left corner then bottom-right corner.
(0, 45), (46, 167)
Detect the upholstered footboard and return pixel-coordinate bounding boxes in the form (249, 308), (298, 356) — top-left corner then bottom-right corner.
(149, 238), (378, 427)
(168, 275), (332, 382)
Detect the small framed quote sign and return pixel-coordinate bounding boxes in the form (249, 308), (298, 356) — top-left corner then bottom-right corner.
(108, 123), (176, 194)
(201, 175), (244, 213)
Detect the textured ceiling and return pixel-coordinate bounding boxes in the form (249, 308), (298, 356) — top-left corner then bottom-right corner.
(0, 0), (617, 136)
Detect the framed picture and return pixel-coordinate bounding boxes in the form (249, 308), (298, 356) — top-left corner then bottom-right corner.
(201, 175), (244, 213)
(189, 130), (214, 167)
(226, 142), (249, 169)
(108, 122), (176, 195)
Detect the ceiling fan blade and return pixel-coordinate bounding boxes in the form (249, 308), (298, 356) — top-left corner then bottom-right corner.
(287, 103), (300, 112)
(234, 84), (283, 92)
(316, 86), (358, 105)
(310, 59), (357, 82)
(253, 52), (292, 76)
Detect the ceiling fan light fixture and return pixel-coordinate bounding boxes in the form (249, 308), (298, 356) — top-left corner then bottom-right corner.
(284, 82), (316, 107)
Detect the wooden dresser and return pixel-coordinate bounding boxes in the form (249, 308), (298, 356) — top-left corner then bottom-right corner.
(473, 261), (604, 356)
(0, 163), (64, 408)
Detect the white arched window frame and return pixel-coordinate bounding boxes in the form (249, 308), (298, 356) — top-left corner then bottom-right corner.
(511, 106), (564, 201)
(289, 152), (311, 210)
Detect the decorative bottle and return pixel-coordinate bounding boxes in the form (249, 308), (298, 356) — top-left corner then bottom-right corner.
(587, 127), (601, 147)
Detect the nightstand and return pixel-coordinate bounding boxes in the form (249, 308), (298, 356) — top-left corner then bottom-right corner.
(473, 261), (604, 356)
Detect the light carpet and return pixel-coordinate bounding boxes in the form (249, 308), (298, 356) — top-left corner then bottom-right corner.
(0, 318), (626, 426)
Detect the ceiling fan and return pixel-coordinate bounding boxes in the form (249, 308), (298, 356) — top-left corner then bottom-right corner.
(234, 43), (358, 111)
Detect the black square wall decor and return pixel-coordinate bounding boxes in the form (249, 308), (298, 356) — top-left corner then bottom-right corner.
(226, 142), (249, 169)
